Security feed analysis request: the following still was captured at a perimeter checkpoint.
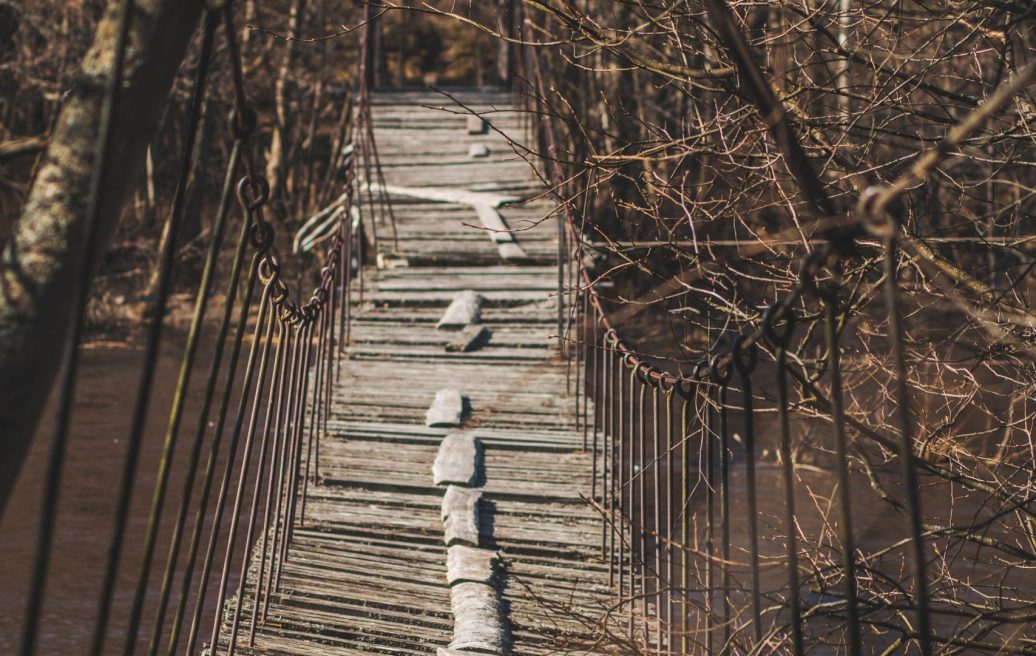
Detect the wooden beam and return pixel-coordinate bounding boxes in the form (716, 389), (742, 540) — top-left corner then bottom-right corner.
(426, 388), (466, 427)
(442, 485), (481, 547)
(449, 582), (505, 654)
(433, 432), (482, 486)
(437, 291), (484, 330)
(446, 545), (498, 586)
(445, 325), (489, 353)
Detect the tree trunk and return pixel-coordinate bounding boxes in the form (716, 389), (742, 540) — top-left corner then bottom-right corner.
(184, 96), (214, 235)
(0, 0), (205, 513)
(266, 0), (306, 200)
(473, 30), (485, 86)
(496, 0), (513, 86)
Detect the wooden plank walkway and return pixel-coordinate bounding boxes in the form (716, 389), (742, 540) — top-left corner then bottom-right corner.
(226, 89), (612, 656)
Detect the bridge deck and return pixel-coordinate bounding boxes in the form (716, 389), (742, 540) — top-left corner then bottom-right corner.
(230, 89), (611, 656)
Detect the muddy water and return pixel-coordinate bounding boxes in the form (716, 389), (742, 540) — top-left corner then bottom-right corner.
(643, 405), (1036, 653)
(0, 330), (258, 654)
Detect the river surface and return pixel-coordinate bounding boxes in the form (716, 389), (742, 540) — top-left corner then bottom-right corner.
(0, 329), (256, 654)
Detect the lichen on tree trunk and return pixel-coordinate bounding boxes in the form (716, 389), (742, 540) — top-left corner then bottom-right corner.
(0, 0), (205, 513)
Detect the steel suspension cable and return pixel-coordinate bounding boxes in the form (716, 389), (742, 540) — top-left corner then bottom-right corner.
(158, 143), (254, 656)
(144, 93), (257, 656)
(182, 188), (271, 656)
(119, 13), (219, 656)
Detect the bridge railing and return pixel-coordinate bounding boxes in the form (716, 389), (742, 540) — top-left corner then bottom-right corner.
(512, 7), (1036, 654)
(12, 4), (391, 656)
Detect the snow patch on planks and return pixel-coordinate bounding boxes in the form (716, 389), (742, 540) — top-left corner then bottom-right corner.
(447, 544), (498, 585)
(467, 115), (489, 134)
(449, 582), (506, 653)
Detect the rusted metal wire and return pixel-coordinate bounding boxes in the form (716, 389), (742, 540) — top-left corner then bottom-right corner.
(763, 302), (804, 656)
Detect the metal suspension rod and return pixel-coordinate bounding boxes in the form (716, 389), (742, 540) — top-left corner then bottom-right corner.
(247, 316), (288, 645)
(680, 390), (692, 656)
(764, 302), (804, 656)
(824, 295), (862, 656)
(731, 336), (762, 646)
(224, 293), (278, 656)
(652, 384), (663, 653)
(257, 326), (300, 625)
(146, 155), (256, 656)
(181, 246), (265, 656)
(703, 381), (714, 656)
(206, 283), (280, 655)
(251, 322), (293, 638)
(664, 387), (675, 656)
(120, 16), (219, 655)
(710, 355), (732, 656)
(604, 341), (614, 576)
(884, 232), (933, 656)
(277, 319), (314, 581)
(300, 299), (329, 523)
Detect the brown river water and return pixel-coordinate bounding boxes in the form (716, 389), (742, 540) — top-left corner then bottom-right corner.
(0, 329), (255, 654)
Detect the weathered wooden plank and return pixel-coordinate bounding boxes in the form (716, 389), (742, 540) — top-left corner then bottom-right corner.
(366, 182), (520, 208)
(437, 291), (484, 329)
(449, 582), (507, 654)
(498, 242), (528, 260)
(474, 205), (515, 244)
(445, 325), (490, 353)
(446, 545), (499, 586)
(467, 115), (489, 134)
(377, 252), (410, 269)
(442, 485), (481, 547)
(433, 432), (482, 486)
(426, 388), (466, 427)
(369, 289), (546, 307)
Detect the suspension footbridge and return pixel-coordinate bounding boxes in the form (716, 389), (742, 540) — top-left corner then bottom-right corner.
(8, 2), (1036, 654)
(234, 88), (611, 656)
